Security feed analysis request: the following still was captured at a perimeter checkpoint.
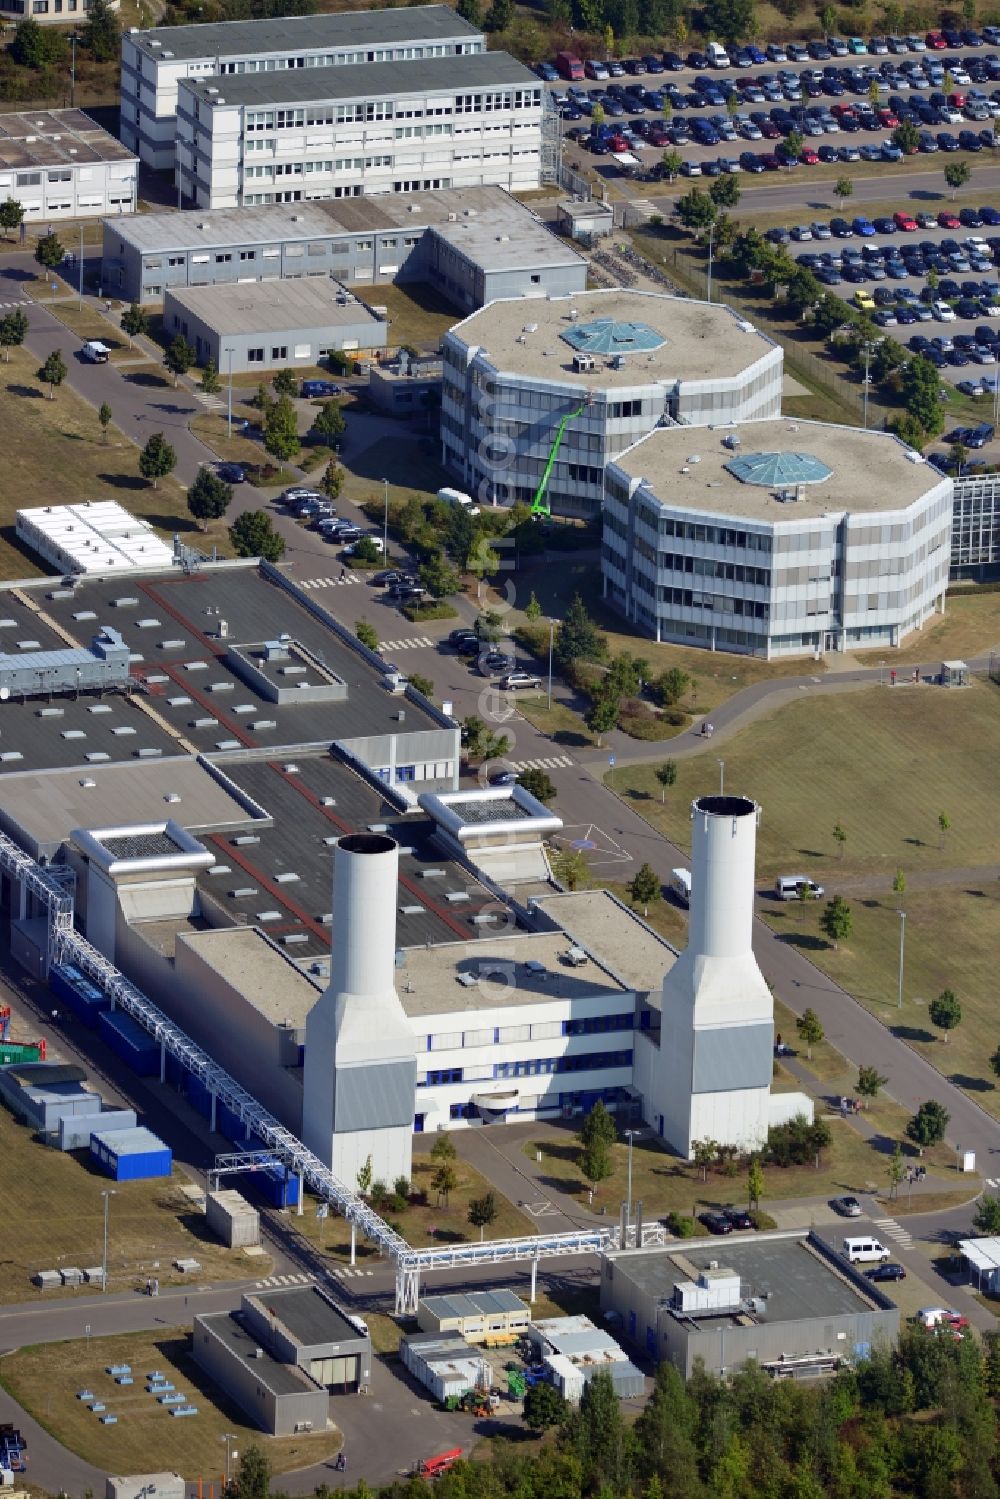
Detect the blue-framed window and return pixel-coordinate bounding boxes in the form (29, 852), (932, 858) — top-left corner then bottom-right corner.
(562, 1013), (634, 1037)
(493, 1050), (633, 1081)
(420, 1067), (463, 1087)
(395, 764), (416, 782)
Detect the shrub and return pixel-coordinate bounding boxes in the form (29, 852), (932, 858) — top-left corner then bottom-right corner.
(667, 1212), (698, 1238)
(512, 621), (549, 659)
(401, 600), (458, 622)
(750, 1209), (777, 1231)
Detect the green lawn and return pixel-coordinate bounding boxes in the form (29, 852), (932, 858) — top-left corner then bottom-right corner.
(850, 590), (1000, 666)
(347, 281), (462, 352)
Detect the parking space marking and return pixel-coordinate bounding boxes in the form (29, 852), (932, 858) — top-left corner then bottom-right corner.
(523, 1200), (561, 1218)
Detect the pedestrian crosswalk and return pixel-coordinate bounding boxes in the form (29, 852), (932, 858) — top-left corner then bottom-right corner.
(255, 1272), (314, 1288)
(986, 1178), (1000, 1189)
(0, 300), (29, 309)
(298, 574), (361, 589)
(509, 754), (574, 771)
(873, 1215), (914, 1249)
(329, 1264), (374, 1279)
(380, 636), (435, 652)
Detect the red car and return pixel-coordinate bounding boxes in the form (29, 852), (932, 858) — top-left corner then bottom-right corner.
(938, 210), (961, 228)
(878, 108), (899, 127)
(894, 211), (918, 230)
(926, 29), (946, 47)
(800, 146), (820, 163)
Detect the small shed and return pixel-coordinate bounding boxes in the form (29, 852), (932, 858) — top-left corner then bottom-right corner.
(91, 1126), (172, 1181)
(400, 1332), (490, 1402)
(556, 199), (615, 242)
(959, 1237), (1000, 1294)
(206, 1189), (260, 1248)
(417, 1290), (530, 1343)
(940, 659), (969, 687)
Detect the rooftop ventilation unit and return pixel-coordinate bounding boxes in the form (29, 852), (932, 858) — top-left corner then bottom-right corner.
(457, 971), (478, 988)
(569, 308), (580, 320)
(522, 323), (538, 334)
(573, 353), (595, 373)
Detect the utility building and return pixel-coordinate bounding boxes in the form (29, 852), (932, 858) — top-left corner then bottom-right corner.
(0, 111), (136, 221)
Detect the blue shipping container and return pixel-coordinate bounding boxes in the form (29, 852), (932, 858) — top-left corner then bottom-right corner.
(98, 1010), (159, 1077)
(184, 1072), (214, 1119)
(50, 964), (112, 1027)
(90, 1126), (172, 1182)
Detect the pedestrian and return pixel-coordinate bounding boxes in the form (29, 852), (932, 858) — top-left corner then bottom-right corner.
(145, 1277), (151, 1296)
(105, 299), (112, 314)
(890, 668), (896, 686)
(340, 567), (346, 581)
(913, 667), (919, 684)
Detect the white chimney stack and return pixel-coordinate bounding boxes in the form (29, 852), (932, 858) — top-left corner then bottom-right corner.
(302, 833), (416, 1188)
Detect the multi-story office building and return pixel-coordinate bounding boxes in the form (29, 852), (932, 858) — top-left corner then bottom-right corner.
(100, 187), (586, 306)
(0, 111), (136, 222)
(0, 0), (115, 22)
(603, 418), (953, 657)
(121, 5), (485, 171)
(175, 53), (543, 209)
(440, 290), (783, 519)
(951, 471), (1000, 581)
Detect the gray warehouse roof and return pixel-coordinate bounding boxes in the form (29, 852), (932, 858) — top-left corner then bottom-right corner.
(0, 110), (135, 169)
(128, 5), (482, 63)
(165, 279), (384, 338)
(422, 1290), (527, 1319)
(181, 51), (536, 109)
(248, 1285), (363, 1347)
(429, 206), (584, 275)
(196, 1312), (317, 1396)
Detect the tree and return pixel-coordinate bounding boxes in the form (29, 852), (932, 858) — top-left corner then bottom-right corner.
(120, 302), (149, 349)
(310, 398), (346, 445)
(893, 120), (920, 154)
(264, 394), (300, 462)
(901, 355), (945, 441)
(320, 461), (343, 501)
(352, 536), (381, 565)
(417, 552), (462, 599)
(480, 729), (511, 761)
(408, 673), (434, 700)
(187, 466), (233, 530)
(98, 401), (113, 444)
(38, 349), (67, 399)
(457, 0), (482, 23)
(524, 591), (542, 620)
(929, 989), (961, 1043)
(466, 534), (500, 587)
(484, 0), (513, 28)
(654, 760), (678, 803)
(551, 847), (589, 891)
(229, 509), (285, 562)
(748, 1156), (764, 1211)
(709, 172), (740, 210)
(138, 431), (175, 487)
(821, 894), (853, 950)
(592, 103), (606, 131)
(857, 1065), (888, 1107)
(230, 1444), (270, 1499)
(467, 1191), (497, 1240)
(892, 868), (906, 897)
(833, 176), (854, 207)
(796, 1007), (824, 1060)
(628, 862), (661, 918)
(784, 128), (804, 162)
(355, 619), (379, 651)
(0, 199), (24, 241)
(869, 78), (881, 108)
(164, 334), (195, 386)
(653, 667), (689, 706)
(832, 820), (847, 858)
(944, 159), (970, 200)
(887, 1142), (905, 1200)
(431, 1130), (458, 1164)
(356, 1154), (373, 1196)
(580, 1101), (618, 1154)
(34, 231), (64, 273)
(523, 1380), (567, 1430)
(676, 187), (717, 234)
(272, 367), (298, 399)
(661, 149), (684, 183)
(974, 1195), (1000, 1235)
(819, 3), (835, 29)
(12, 17), (66, 67)
(692, 1137), (717, 1183)
(199, 359), (222, 395)
(704, 0), (754, 45)
(432, 1160), (458, 1204)
(580, 1134), (613, 1184)
(991, 1045), (1000, 1084)
(907, 1099), (950, 1149)
(586, 694), (619, 747)
(0, 309), (29, 363)
(84, 0), (120, 62)
(937, 810), (951, 849)
(517, 768), (555, 803)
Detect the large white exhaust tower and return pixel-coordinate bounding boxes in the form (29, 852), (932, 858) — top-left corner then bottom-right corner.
(651, 794), (774, 1159)
(302, 833), (416, 1188)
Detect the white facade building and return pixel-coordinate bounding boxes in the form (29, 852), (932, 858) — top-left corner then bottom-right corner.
(175, 52), (542, 211)
(0, 111), (136, 222)
(604, 417), (953, 657)
(441, 290), (783, 519)
(121, 6), (485, 172)
(0, 0), (116, 22)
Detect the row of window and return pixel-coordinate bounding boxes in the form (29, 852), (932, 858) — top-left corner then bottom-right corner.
(421, 1050), (634, 1087)
(216, 43), (474, 75)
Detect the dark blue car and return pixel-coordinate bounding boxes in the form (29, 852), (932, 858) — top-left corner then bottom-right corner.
(301, 379), (343, 398)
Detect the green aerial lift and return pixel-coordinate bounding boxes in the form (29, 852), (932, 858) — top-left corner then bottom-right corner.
(530, 398), (589, 517)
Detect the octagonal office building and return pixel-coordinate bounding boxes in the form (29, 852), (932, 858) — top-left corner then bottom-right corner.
(603, 418), (953, 658)
(440, 289), (784, 519)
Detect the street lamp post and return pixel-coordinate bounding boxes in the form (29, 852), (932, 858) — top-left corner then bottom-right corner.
(78, 222), (84, 310)
(706, 220), (716, 305)
(382, 476), (389, 558)
(896, 908), (906, 1009)
(547, 618), (556, 710)
(718, 759), (725, 795)
(226, 346), (234, 435)
(221, 1433), (237, 1486)
(623, 1128), (636, 1232)
(69, 32), (78, 108)
(100, 1188), (117, 1293)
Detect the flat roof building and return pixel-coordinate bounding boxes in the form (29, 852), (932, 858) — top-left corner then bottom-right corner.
(175, 53), (543, 210)
(102, 187), (586, 309)
(163, 280), (387, 374)
(16, 501), (175, 574)
(121, 5), (486, 171)
(603, 417), (953, 657)
(601, 1231), (900, 1380)
(0, 111), (136, 221)
(441, 290), (783, 519)
(0, 0), (118, 25)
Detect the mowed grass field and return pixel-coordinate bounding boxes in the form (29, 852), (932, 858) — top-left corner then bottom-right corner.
(0, 1330), (340, 1477)
(0, 1106), (266, 1302)
(0, 346), (228, 576)
(614, 681), (1000, 1113)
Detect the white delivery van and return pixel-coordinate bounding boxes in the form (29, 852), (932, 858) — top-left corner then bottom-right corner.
(669, 868), (692, 906)
(707, 41), (731, 66)
(81, 340), (111, 363)
(437, 486), (481, 517)
(775, 875), (824, 901)
(843, 1236), (890, 1264)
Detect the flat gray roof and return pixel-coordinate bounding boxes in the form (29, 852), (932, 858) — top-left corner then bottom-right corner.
(422, 1290), (527, 1318)
(165, 279), (383, 338)
(430, 206), (584, 275)
(249, 1285), (363, 1347)
(197, 1311), (318, 1396)
(448, 290), (779, 389)
(128, 6), (482, 63)
(103, 185), (535, 256)
(613, 418), (943, 521)
(176, 928), (321, 1024)
(0, 109), (135, 169)
(396, 932), (629, 1015)
(609, 1233), (879, 1323)
(181, 51), (535, 109)
(531, 889), (676, 994)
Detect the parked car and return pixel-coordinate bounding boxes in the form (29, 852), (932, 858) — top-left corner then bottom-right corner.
(498, 670), (542, 691)
(697, 1211), (734, 1235)
(722, 1206), (754, 1230)
(373, 569), (411, 588)
(217, 463), (247, 483)
(834, 1195), (863, 1216)
(300, 379), (343, 398)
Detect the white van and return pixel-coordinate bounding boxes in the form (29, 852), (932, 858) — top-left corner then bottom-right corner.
(669, 868), (692, 906)
(81, 340), (111, 363)
(843, 1236), (890, 1264)
(707, 41), (731, 67)
(437, 485), (481, 517)
(775, 875), (824, 901)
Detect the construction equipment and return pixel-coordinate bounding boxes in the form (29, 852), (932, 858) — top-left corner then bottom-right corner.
(414, 1449), (462, 1479)
(530, 398), (590, 518)
(506, 1369), (527, 1400)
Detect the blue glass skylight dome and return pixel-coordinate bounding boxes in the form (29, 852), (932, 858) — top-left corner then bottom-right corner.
(561, 319), (666, 356)
(724, 451), (833, 487)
